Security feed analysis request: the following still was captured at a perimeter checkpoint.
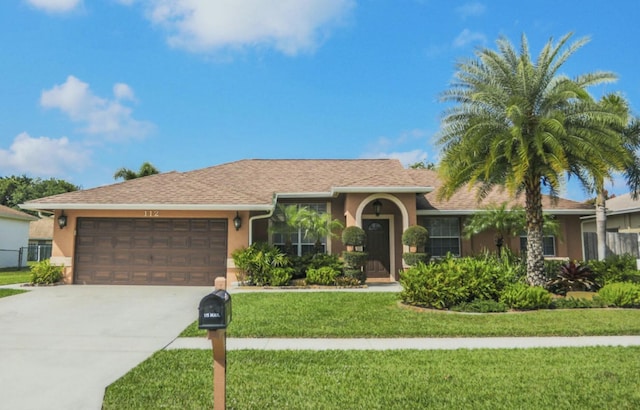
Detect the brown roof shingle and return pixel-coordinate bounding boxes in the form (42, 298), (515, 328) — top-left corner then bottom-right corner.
(23, 159), (428, 210)
(0, 205), (38, 221)
(409, 169), (593, 213)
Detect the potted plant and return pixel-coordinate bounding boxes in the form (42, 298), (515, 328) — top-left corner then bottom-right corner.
(341, 226), (366, 251)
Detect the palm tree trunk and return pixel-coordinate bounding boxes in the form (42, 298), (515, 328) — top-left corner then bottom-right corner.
(525, 180), (546, 286)
(595, 190), (607, 261)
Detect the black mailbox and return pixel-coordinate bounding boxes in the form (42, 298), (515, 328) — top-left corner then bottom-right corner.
(198, 289), (232, 330)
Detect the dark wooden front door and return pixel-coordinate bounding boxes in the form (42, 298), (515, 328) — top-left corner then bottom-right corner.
(363, 219), (390, 279)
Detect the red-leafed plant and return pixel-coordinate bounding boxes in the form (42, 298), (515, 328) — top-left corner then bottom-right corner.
(546, 260), (599, 295)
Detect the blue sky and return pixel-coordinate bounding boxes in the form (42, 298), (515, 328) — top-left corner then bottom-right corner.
(1, 1), (639, 201)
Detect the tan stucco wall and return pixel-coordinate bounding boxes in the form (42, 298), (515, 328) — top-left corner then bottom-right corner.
(459, 214), (584, 260)
(51, 209), (249, 285)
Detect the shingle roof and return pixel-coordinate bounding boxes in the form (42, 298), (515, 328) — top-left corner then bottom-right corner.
(0, 205), (38, 221)
(29, 216), (54, 240)
(21, 159), (593, 214)
(22, 159), (430, 211)
(409, 169), (593, 213)
(605, 192), (640, 214)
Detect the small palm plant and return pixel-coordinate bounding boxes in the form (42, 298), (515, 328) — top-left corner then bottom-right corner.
(546, 260), (599, 295)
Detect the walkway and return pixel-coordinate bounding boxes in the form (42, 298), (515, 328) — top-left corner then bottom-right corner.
(166, 335), (640, 351)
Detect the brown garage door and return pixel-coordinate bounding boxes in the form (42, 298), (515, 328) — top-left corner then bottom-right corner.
(74, 218), (227, 285)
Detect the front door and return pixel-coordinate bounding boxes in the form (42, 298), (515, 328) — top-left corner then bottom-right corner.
(363, 219), (390, 279)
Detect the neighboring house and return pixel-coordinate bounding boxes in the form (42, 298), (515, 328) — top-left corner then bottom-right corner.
(28, 216), (54, 261)
(582, 193), (640, 259)
(21, 159), (594, 286)
(0, 205), (38, 268)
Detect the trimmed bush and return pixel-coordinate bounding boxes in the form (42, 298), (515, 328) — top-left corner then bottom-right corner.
(597, 282), (640, 308)
(551, 297), (606, 309)
(343, 251), (368, 268)
(343, 268), (366, 285)
(500, 283), (552, 310)
(402, 252), (430, 266)
(402, 225), (429, 250)
(400, 255), (516, 309)
(269, 267), (293, 286)
(341, 226), (366, 247)
(306, 266), (341, 286)
(30, 259), (63, 285)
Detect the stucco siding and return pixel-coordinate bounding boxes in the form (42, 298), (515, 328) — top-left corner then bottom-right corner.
(0, 219), (30, 268)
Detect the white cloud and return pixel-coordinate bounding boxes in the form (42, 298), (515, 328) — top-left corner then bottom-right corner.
(113, 83), (135, 101)
(25, 0), (82, 13)
(361, 129), (434, 167)
(141, 0), (354, 55)
(40, 76), (154, 140)
(455, 2), (486, 19)
(453, 29), (486, 48)
(0, 132), (90, 176)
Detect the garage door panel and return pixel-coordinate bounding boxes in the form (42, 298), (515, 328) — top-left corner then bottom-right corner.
(75, 218), (227, 285)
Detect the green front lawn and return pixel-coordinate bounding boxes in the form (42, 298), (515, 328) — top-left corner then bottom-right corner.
(0, 268), (31, 285)
(0, 288), (28, 298)
(104, 347), (640, 410)
(181, 292), (640, 337)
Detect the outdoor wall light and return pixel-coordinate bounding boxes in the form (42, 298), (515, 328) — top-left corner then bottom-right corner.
(57, 211), (68, 229)
(233, 212), (242, 231)
(373, 199), (382, 216)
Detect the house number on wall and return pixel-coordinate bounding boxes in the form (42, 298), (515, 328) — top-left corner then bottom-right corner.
(144, 210), (160, 217)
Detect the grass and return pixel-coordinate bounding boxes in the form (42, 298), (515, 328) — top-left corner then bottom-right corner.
(103, 347), (640, 409)
(0, 288), (28, 298)
(0, 267), (31, 285)
(181, 292), (640, 338)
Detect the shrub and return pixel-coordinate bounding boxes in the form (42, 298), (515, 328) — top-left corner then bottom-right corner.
(590, 254), (640, 286)
(341, 226), (366, 247)
(30, 259), (63, 285)
(451, 299), (508, 313)
(597, 282), (640, 308)
(334, 276), (362, 287)
(546, 260), (599, 295)
(500, 283), (552, 310)
(342, 251), (368, 269)
(551, 297), (606, 309)
(402, 252), (430, 266)
(307, 253), (344, 272)
(399, 255), (518, 309)
(402, 225), (429, 250)
(306, 266), (341, 286)
(269, 267), (293, 286)
(231, 243), (290, 286)
(343, 268), (366, 285)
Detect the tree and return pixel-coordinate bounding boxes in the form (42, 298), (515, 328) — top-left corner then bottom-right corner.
(408, 161), (437, 170)
(0, 175), (79, 212)
(588, 95), (640, 260)
(463, 203), (559, 258)
(437, 33), (630, 286)
(113, 162), (160, 181)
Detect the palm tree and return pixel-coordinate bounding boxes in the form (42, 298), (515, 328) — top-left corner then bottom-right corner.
(463, 202), (559, 258)
(590, 95), (640, 260)
(437, 33), (630, 286)
(294, 206), (344, 254)
(114, 162), (160, 181)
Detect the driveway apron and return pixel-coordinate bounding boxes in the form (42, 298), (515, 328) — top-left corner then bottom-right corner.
(0, 284), (211, 410)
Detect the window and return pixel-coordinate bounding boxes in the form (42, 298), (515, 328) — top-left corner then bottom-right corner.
(271, 203), (327, 256)
(423, 217), (461, 257)
(519, 236), (556, 256)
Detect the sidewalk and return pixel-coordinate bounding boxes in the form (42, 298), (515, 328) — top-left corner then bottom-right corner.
(166, 335), (640, 351)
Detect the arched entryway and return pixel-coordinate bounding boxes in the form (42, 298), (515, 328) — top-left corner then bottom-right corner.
(355, 194), (410, 281)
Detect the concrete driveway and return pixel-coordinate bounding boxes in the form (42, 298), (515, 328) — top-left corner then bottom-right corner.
(0, 284), (211, 410)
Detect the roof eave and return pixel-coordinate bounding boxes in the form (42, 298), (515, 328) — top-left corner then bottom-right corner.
(418, 209), (594, 216)
(333, 186), (434, 194)
(19, 203), (274, 212)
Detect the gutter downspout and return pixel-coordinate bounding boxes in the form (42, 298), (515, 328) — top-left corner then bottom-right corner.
(248, 194), (279, 245)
